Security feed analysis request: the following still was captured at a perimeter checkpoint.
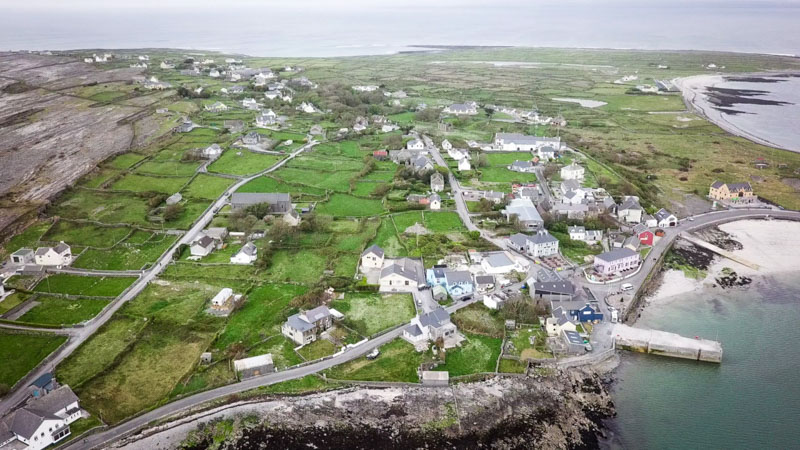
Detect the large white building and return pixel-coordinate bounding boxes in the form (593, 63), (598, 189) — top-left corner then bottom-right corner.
(494, 133), (561, 152)
(560, 162), (585, 180)
(0, 386), (82, 450)
(33, 243), (72, 267)
(502, 198), (544, 230)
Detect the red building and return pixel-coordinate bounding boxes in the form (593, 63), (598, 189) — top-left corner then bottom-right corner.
(634, 224), (654, 246)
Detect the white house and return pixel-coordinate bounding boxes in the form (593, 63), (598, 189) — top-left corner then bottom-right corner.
(282, 305), (334, 345)
(616, 197), (644, 224)
(443, 102), (478, 115)
(255, 109), (277, 127)
(190, 235), (216, 257)
(593, 248), (640, 275)
(296, 102), (319, 113)
(458, 158), (471, 171)
(509, 160), (535, 173)
(403, 307), (458, 347)
(430, 172), (445, 192)
(447, 148), (469, 161)
(204, 102), (228, 112)
(480, 252), (518, 275)
(380, 258), (424, 291)
(494, 133), (561, 152)
(441, 139), (452, 150)
(406, 139), (425, 150)
(546, 309), (578, 337)
(34, 243), (72, 267)
(242, 98), (260, 110)
(483, 292), (507, 310)
(562, 189), (587, 206)
(202, 144), (223, 160)
(526, 230), (559, 257)
(654, 208), (678, 227)
(0, 386), (82, 450)
(429, 193), (441, 210)
(210, 288), (234, 308)
(585, 230), (603, 244)
(209, 69), (221, 78)
(560, 162), (585, 180)
(230, 242), (257, 264)
(360, 245), (385, 270)
(568, 226), (586, 241)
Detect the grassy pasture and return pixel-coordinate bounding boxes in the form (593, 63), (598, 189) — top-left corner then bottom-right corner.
(18, 295), (110, 325)
(0, 332), (67, 388)
(33, 274), (137, 297)
(331, 293), (415, 336)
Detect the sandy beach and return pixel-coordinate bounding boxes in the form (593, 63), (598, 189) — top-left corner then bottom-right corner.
(674, 74), (800, 152)
(647, 219), (800, 304)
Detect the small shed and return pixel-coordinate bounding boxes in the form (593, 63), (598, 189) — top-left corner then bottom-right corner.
(421, 370), (449, 387)
(166, 193), (183, 206)
(233, 354), (274, 379)
(432, 285), (447, 301)
(200, 352), (212, 364)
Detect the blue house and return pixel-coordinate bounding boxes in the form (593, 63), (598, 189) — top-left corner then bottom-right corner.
(425, 266), (448, 287)
(444, 270), (473, 298)
(570, 304), (604, 323)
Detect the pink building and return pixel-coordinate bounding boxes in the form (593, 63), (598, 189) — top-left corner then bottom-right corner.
(593, 248), (640, 275)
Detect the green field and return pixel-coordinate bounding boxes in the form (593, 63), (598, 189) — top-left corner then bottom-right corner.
(424, 211), (466, 232)
(135, 160), (201, 177)
(331, 293), (415, 336)
(434, 333), (502, 377)
(111, 173), (190, 194)
(478, 166), (537, 183)
(324, 338), (424, 382)
(316, 194), (385, 217)
(42, 221), (130, 248)
(71, 234), (176, 270)
(297, 339), (337, 360)
(51, 191), (152, 227)
(18, 295), (110, 325)
(208, 150), (283, 176)
(182, 174), (234, 199)
(106, 153), (146, 170)
(0, 332), (66, 388)
(33, 274), (137, 297)
(0, 292), (30, 315)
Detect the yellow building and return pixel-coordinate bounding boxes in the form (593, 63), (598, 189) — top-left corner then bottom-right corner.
(709, 181), (755, 202)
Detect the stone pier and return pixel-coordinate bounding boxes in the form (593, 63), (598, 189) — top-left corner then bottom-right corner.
(613, 324), (723, 363)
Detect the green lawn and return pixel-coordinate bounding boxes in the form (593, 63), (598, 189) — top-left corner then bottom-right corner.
(424, 211), (466, 232)
(246, 336), (303, 369)
(207, 150), (283, 176)
(51, 191), (152, 227)
(42, 221), (130, 248)
(0, 292), (30, 315)
(274, 168), (356, 192)
(264, 250), (327, 284)
(498, 358), (527, 374)
(106, 153), (146, 170)
(182, 174), (234, 200)
(214, 283), (307, 351)
(324, 338), (424, 382)
(18, 296), (110, 325)
(451, 303), (505, 338)
(434, 333), (502, 377)
(316, 194), (384, 217)
(297, 338), (337, 360)
(111, 173), (191, 194)
(135, 161), (201, 177)
(1, 221), (51, 257)
(33, 274), (137, 297)
(0, 331), (66, 388)
(371, 217), (407, 257)
(331, 293), (415, 336)
(71, 234), (176, 270)
(236, 175), (327, 197)
(392, 211), (425, 232)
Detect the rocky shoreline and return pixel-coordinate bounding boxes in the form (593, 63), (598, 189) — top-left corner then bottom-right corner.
(120, 370), (615, 450)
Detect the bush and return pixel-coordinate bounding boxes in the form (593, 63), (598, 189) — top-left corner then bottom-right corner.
(163, 204), (183, 222)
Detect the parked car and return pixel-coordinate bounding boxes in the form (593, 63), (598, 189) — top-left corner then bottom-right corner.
(366, 348), (380, 360)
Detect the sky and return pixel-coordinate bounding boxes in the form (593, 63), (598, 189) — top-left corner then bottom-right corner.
(1, 1), (799, 56)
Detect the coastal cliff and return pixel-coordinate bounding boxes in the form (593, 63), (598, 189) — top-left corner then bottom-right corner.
(121, 370), (614, 450)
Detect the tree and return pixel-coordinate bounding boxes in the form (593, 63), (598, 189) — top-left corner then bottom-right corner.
(484, 107), (495, 119)
(476, 154), (490, 168)
(371, 183), (391, 197)
(255, 242), (274, 269)
(163, 204), (183, 222)
(267, 219), (294, 243)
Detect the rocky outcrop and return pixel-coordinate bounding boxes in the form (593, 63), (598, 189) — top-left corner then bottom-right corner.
(156, 371), (614, 450)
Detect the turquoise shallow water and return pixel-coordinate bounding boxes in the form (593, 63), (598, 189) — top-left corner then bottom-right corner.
(606, 272), (800, 449)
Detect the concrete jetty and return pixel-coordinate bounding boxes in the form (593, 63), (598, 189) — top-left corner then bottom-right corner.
(680, 233), (760, 270)
(614, 324), (723, 363)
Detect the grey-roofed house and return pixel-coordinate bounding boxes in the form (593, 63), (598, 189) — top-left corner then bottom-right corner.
(10, 248), (34, 265)
(526, 230), (559, 257)
(480, 252), (517, 274)
(475, 275), (496, 293)
(230, 242), (257, 264)
(230, 192), (292, 213)
(233, 354), (274, 379)
(281, 305), (334, 345)
(190, 235), (215, 257)
(403, 307), (458, 346)
(360, 244), (385, 270)
(503, 198), (543, 230)
(444, 270), (473, 298)
(509, 160), (535, 173)
(380, 258), (425, 291)
(562, 330), (587, 354)
(616, 197), (644, 224)
(531, 281), (575, 302)
(506, 233), (532, 253)
(0, 385), (82, 450)
(408, 155), (434, 173)
(430, 172), (445, 192)
(653, 208), (677, 227)
(242, 131), (261, 145)
(593, 248), (640, 275)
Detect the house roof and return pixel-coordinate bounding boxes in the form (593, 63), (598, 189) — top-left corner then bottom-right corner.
(193, 235), (214, 249)
(27, 385), (78, 416)
(595, 248), (638, 262)
(633, 223), (649, 235)
(380, 258), (423, 283)
(362, 244), (384, 258)
(211, 288), (233, 305)
(508, 233), (531, 248)
(444, 270), (472, 285)
(431, 172), (444, 182)
(53, 242), (70, 254)
(528, 230), (557, 245)
(504, 198), (542, 223)
(405, 324), (423, 337)
(618, 197), (642, 211)
(568, 226), (586, 233)
(12, 248), (33, 257)
(561, 179), (580, 191)
(475, 275), (495, 285)
(485, 252), (513, 268)
(484, 190), (504, 200)
(418, 307), (451, 329)
(230, 192), (291, 206)
(430, 193), (441, 202)
(654, 208), (674, 222)
(564, 330), (583, 344)
(34, 247), (50, 256)
(511, 160), (533, 169)
(534, 281), (574, 296)
(29, 372), (53, 389)
(286, 313), (314, 332)
(238, 242), (257, 256)
(413, 156), (432, 168)
(305, 305), (331, 323)
(495, 132), (543, 145)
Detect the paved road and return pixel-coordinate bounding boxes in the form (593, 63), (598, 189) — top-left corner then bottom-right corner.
(63, 296), (478, 450)
(0, 141), (317, 417)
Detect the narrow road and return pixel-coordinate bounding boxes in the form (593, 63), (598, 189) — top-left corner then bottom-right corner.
(0, 141), (318, 417)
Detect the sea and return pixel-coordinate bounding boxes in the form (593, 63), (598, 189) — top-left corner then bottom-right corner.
(605, 272), (800, 449)
(1, 1), (800, 57)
